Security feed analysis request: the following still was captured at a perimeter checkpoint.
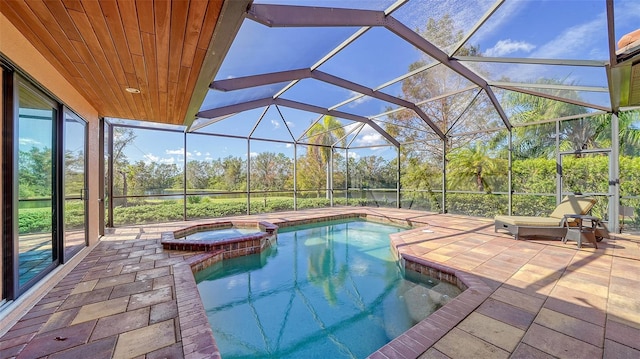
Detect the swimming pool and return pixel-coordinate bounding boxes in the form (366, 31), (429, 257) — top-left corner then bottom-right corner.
(195, 219), (460, 358)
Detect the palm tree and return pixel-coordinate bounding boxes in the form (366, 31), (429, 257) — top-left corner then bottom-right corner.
(618, 110), (640, 156)
(304, 116), (346, 198)
(306, 232), (347, 305)
(556, 111), (640, 157)
(505, 78), (589, 159)
(558, 117), (606, 154)
(583, 110), (640, 156)
(447, 143), (503, 193)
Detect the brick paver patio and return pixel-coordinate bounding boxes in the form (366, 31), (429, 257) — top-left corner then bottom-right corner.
(1, 207), (638, 358)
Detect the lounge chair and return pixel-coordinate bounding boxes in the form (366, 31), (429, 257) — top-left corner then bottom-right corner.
(494, 196), (599, 240)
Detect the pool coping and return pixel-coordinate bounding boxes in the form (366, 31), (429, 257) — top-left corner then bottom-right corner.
(368, 252), (492, 358)
(6, 208), (633, 358)
(175, 212), (492, 359)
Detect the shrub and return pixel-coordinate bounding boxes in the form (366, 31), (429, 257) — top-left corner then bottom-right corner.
(445, 193), (508, 218)
(18, 208), (52, 234)
(17, 156), (640, 230)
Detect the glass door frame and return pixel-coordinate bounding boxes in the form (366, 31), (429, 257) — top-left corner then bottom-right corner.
(10, 75), (61, 297)
(2, 69), (74, 299)
(61, 109), (88, 263)
(1, 63), (13, 304)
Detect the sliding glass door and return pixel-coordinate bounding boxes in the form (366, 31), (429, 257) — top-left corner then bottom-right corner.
(63, 111), (88, 260)
(3, 70), (89, 300)
(16, 79), (57, 288)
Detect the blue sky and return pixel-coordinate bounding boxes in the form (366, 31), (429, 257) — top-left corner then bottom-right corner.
(110, 0), (640, 165)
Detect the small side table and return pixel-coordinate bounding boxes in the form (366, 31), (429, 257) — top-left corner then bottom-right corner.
(562, 214), (599, 249)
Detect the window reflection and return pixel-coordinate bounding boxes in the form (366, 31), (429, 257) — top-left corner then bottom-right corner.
(64, 111), (87, 259)
(17, 82), (56, 286)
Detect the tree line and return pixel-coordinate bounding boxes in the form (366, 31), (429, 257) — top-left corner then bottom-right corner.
(20, 12), (640, 214)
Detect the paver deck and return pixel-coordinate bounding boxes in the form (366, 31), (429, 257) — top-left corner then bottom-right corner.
(1, 207), (639, 358)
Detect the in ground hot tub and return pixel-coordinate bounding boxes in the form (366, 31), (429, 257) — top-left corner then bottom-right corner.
(161, 220), (278, 259)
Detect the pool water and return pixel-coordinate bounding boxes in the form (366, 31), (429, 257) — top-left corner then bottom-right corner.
(195, 219), (460, 359)
(182, 227), (259, 242)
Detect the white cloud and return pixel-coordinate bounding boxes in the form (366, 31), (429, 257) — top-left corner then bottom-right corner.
(143, 154), (175, 165)
(249, 152), (258, 157)
(194, 151), (202, 157)
(531, 17), (604, 59)
(477, 3), (607, 61)
(344, 122), (360, 133)
(347, 91), (370, 107)
(484, 39), (535, 57)
(351, 125), (387, 147)
(166, 148), (184, 155)
(493, 16), (608, 82)
(144, 153), (159, 162)
(286, 121), (294, 127)
(165, 147), (192, 157)
(285, 143), (293, 148)
(270, 119), (280, 129)
(334, 123), (390, 147)
(355, 132), (384, 147)
(348, 152), (360, 160)
(19, 138), (42, 146)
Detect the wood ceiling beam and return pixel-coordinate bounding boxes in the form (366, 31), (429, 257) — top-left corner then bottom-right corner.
(1, 0), (223, 124)
(184, 0), (250, 128)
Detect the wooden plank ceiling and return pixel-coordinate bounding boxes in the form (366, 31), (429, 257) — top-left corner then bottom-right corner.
(1, 0), (224, 125)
